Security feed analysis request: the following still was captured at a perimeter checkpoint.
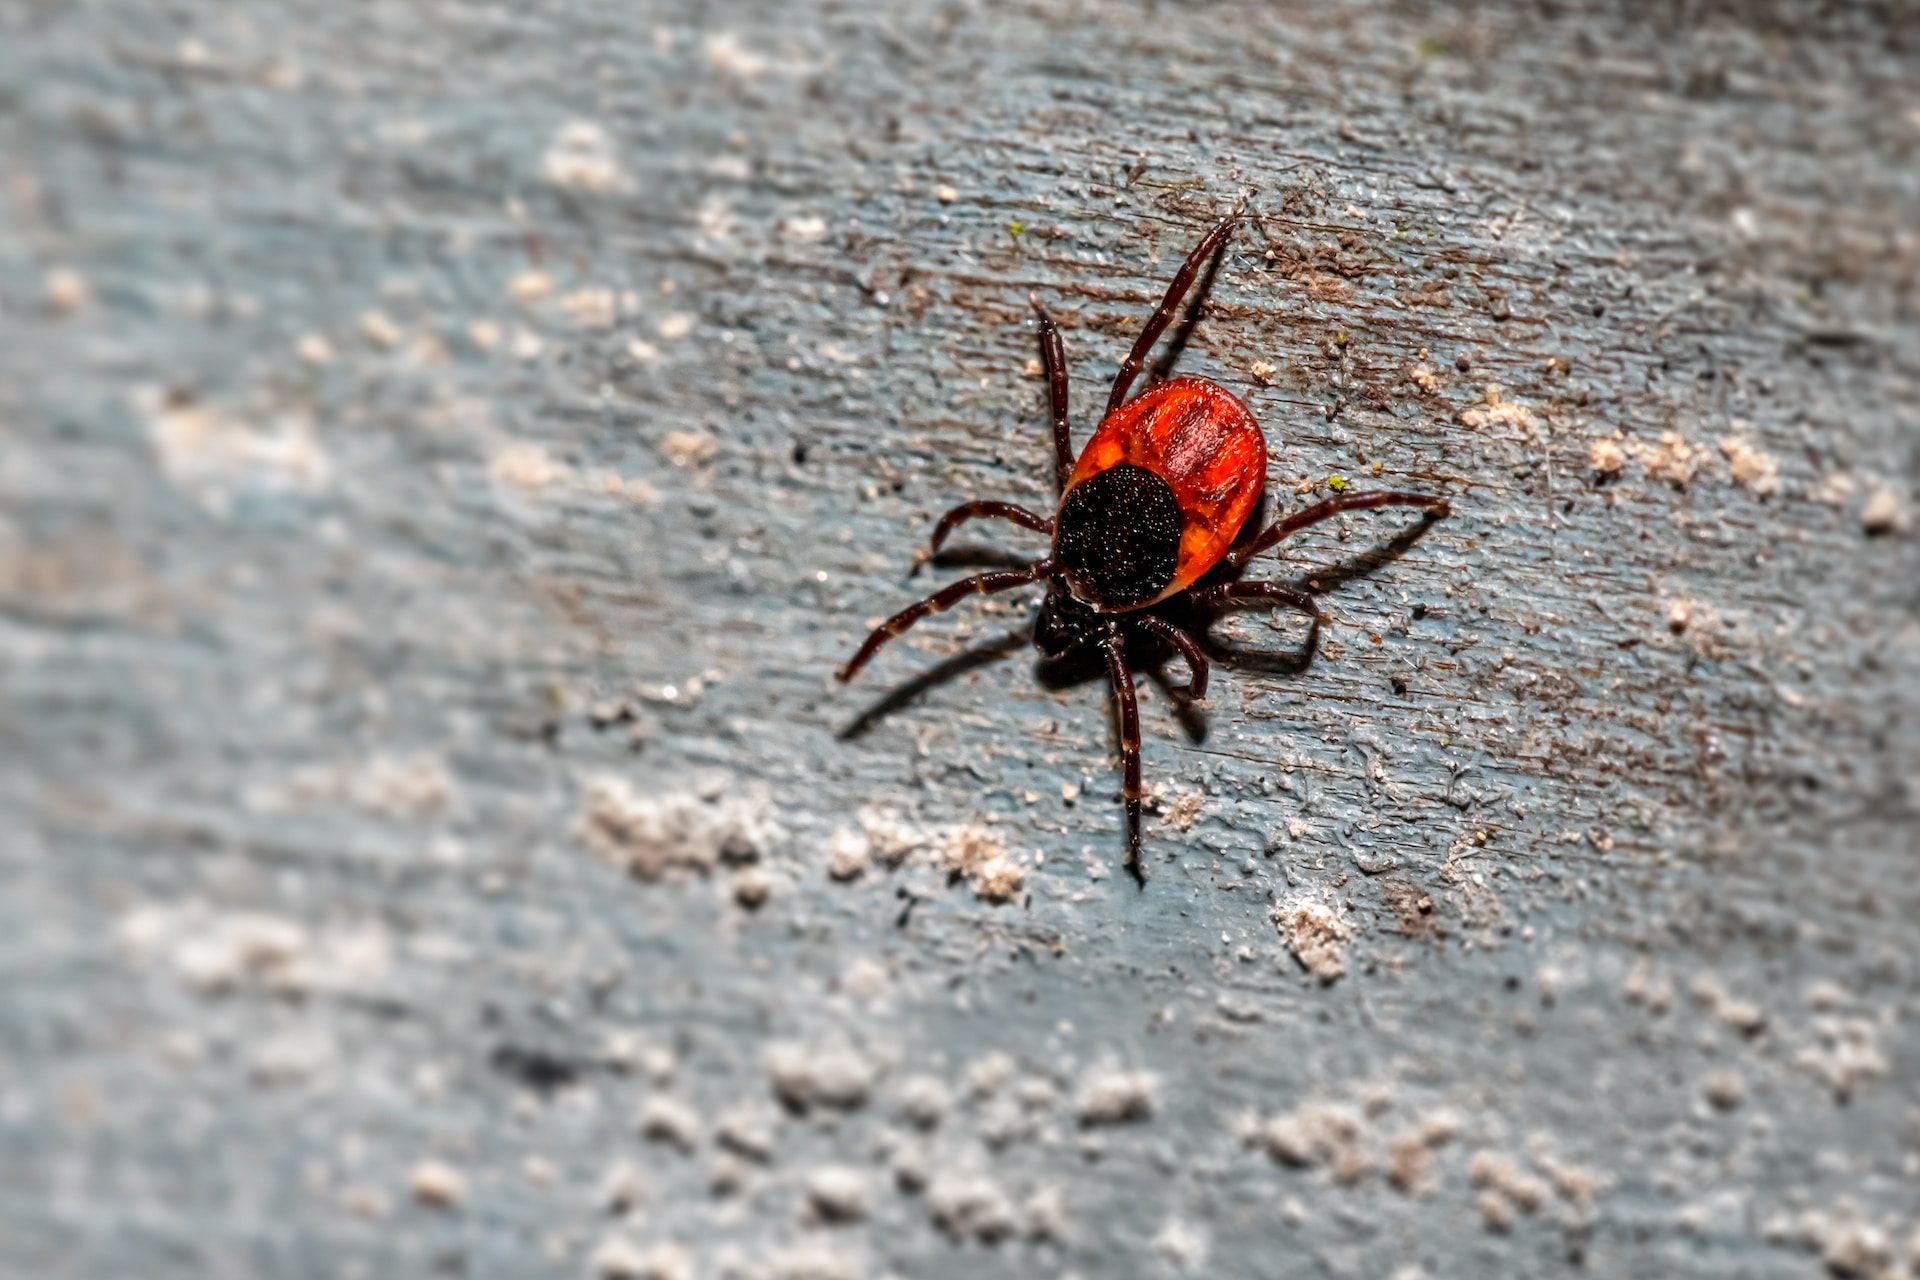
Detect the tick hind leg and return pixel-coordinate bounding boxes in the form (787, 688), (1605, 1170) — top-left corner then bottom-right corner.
(1107, 213), (1240, 415)
(838, 563), (1052, 683)
(929, 501), (1053, 555)
(1100, 625), (1146, 886)
(1225, 492), (1451, 571)
(1187, 581), (1323, 623)
(1135, 613), (1209, 700)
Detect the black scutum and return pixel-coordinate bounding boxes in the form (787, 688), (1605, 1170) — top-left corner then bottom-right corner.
(1055, 463), (1183, 609)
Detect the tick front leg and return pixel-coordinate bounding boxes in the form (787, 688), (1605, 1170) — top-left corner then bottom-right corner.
(1135, 614), (1209, 700)
(838, 562), (1052, 683)
(1100, 626), (1146, 886)
(1187, 580), (1325, 623)
(928, 500), (1054, 555)
(1226, 491), (1450, 571)
(1107, 213), (1239, 415)
(1032, 301), (1074, 491)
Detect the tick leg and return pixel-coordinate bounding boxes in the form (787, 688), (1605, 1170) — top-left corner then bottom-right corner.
(838, 562), (1053, 683)
(1032, 301), (1074, 490)
(1135, 614), (1209, 700)
(1101, 625), (1146, 886)
(1188, 581), (1324, 623)
(1225, 491), (1451, 571)
(929, 500), (1054, 555)
(1107, 213), (1240, 416)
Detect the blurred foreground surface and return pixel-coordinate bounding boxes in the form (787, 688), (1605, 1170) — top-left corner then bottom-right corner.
(2, 2), (1917, 1277)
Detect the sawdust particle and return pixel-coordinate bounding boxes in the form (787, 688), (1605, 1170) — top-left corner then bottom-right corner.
(942, 825), (1024, 902)
(896, 1074), (950, 1128)
(803, 1166), (869, 1223)
(639, 1095), (700, 1152)
(1701, 1069), (1744, 1110)
(1074, 1065), (1157, 1126)
(1719, 431), (1780, 496)
(573, 776), (776, 881)
(826, 826), (868, 881)
(543, 120), (627, 193)
(509, 270), (553, 306)
(926, 1173), (1017, 1242)
(1458, 384), (1538, 434)
(1468, 1150), (1550, 1215)
(410, 1159), (467, 1210)
(44, 266), (91, 314)
(1860, 484), (1907, 534)
(1625, 431), (1703, 486)
(564, 287), (618, 329)
(1272, 898), (1352, 982)
(491, 442), (568, 490)
(1253, 1103), (1370, 1184)
(359, 309), (403, 350)
(659, 429), (716, 467)
(764, 1043), (877, 1112)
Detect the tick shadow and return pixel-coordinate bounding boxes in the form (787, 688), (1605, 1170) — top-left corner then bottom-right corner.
(1273, 508), (1447, 596)
(910, 546), (1036, 577)
(838, 629), (1030, 741)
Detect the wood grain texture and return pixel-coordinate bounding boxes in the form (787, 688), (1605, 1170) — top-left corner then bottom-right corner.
(1, 2), (1916, 1276)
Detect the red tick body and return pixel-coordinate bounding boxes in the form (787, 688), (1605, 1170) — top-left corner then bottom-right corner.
(837, 214), (1450, 884)
(1062, 376), (1267, 608)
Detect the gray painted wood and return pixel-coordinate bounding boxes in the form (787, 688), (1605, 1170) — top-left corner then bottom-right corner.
(2, 2), (1916, 1277)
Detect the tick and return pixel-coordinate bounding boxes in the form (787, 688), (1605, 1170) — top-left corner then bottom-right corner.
(838, 214), (1449, 883)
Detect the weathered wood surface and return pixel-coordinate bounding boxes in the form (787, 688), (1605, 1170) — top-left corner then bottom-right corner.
(3, 2), (1917, 1276)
